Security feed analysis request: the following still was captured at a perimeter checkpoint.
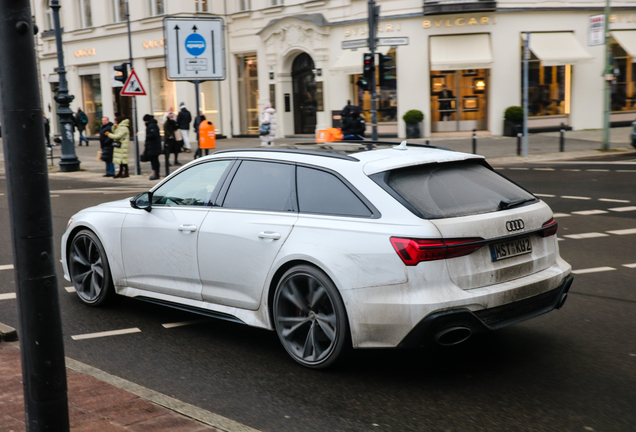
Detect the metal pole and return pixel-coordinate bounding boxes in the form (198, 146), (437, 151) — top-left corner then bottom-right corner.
(560, 122), (565, 152)
(368, 0), (378, 141)
(472, 129), (477, 154)
(51, 0), (80, 172)
(0, 1), (70, 430)
(126, 0), (141, 175)
(523, 32), (530, 158)
(602, 0), (611, 151)
(195, 80), (201, 157)
(517, 131), (522, 156)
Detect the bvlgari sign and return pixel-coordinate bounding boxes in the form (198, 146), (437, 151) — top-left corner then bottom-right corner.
(424, 0), (496, 15)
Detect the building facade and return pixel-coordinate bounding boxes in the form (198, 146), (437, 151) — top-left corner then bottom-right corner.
(33, 0), (636, 140)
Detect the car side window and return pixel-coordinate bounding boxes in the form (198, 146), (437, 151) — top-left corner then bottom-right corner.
(297, 166), (372, 217)
(222, 160), (296, 212)
(152, 160), (232, 207)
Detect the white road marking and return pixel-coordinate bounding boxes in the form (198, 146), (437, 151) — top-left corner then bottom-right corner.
(617, 170), (636, 173)
(562, 169), (581, 172)
(71, 328), (141, 341)
(609, 206), (636, 212)
(563, 232), (609, 239)
(552, 213), (571, 218)
(561, 195), (592, 200)
(509, 167), (529, 170)
(534, 194), (555, 198)
(0, 264), (14, 271)
(622, 263), (636, 269)
(571, 210), (608, 216)
(572, 267), (616, 275)
(50, 195), (60, 198)
(534, 168), (555, 171)
(162, 319), (209, 329)
(599, 198), (630, 203)
(606, 228), (636, 236)
(65, 287), (75, 293)
(0, 293), (16, 300)
(586, 169), (610, 172)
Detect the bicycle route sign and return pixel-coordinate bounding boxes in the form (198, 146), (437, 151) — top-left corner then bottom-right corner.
(164, 17), (226, 81)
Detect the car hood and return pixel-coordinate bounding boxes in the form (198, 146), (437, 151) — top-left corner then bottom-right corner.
(76, 198), (132, 214)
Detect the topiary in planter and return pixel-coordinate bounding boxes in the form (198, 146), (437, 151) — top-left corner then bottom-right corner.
(503, 106), (524, 137)
(403, 109), (424, 124)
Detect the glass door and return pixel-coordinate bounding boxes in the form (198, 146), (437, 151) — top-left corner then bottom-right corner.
(431, 69), (488, 132)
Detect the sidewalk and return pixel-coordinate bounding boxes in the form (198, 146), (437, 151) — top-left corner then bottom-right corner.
(0, 340), (258, 432)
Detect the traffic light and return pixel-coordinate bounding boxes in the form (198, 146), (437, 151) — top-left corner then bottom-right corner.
(378, 53), (393, 87)
(114, 62), (129, 84)
(363, 52), (374, 82)
(356, 77), (369, 91)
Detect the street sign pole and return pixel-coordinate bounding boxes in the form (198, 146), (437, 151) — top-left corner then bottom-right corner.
(126, 0), (141, 175)
(602, 0), (611, 151)
(368, 0), (379, 141)
(0, 1), (70, 430)
(195, 80), (202, 157)
(523, 32), (530, 158)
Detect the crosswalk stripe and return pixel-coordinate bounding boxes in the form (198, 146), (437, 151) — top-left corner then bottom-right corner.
(587, 169), (610, 172)
(572, 267), (616, 275)
(571, 210), (608, 216)
(71, 328), (141, 341)
(534, 168), (555, 171)
(534, 194), (555, 198)
(562, 169), (581, 172)
(0, 264), (14, 271)
(606, 228), (636, 235)
(553, 213), (571, 218)
(609, 206), (636, 212)
(561, 195), (592, 200)
(622, 263), (636, 269)
(65, 287), (75, 293)
(0, 293), (16, 300)
(599, 198), (630, 203)
(563, 232), (609, 239)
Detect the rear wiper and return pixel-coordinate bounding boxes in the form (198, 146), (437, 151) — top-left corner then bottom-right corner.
(498, 198), (534, 210)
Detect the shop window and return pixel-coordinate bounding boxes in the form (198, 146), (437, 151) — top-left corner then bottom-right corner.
(196, 0), (208, 12)
(77, 0), (92, 28)
(237, 54), (259, 135)
(521, 49), (571, 117)
(352, 48), (397, 124)
(80, 74), (102, 136)
(200, 81), (222, 135)
(149, 68), (176, 127)
(112, 0), (126, 23)
(148, 0), (164, 16)
(610, 39), (636, 113)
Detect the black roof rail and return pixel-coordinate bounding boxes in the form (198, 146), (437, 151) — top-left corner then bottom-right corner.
(315, 140), (456, 152)
(212, 148), (360, 162)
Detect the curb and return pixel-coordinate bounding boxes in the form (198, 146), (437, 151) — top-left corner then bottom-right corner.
(0, 322), (17, 342)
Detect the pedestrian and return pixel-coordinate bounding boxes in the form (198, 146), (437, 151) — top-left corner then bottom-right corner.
(75, 107), (89, 146)
(176, 102), (192, 153)
(160, 106), (175, 128)
(341, 105), (365, 140)
(106, 113), (130, 178)
(142, 114), (162, 180)
(259, 102), (276, 146)
(43, 113), (51, 148)
(99, 117), (115, 177)
(193, 110), (206, 159)
(163, 111), (181, 166)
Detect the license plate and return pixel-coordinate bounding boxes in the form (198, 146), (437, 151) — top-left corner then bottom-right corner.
(489, 236), (532, 261)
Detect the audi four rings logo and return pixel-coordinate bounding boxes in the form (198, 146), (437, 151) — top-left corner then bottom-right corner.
(506, 219), (525, 232)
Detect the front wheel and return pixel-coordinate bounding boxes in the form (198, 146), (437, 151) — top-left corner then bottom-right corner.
(273, 265), (349, 369)
(68, 229), (115, 306)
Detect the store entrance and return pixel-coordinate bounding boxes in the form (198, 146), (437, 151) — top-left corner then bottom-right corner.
(292, 53), (317, 135)
(431, 69), (488, 132)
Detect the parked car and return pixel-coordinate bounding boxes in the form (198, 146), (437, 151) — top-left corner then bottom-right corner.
(62, 142), (573, 368)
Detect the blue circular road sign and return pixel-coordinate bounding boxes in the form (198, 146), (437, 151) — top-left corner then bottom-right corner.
(185, 33), (206, 56)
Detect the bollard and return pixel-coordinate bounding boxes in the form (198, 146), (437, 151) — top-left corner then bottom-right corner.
(425, 139), (430, 146)
(517, 132), (522, 156)
(559, 122), (565, 152)
(472, 129), (477, 154)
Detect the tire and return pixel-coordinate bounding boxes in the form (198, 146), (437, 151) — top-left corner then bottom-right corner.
(273, 265), (349, 369)
(68, 229), (115, 306)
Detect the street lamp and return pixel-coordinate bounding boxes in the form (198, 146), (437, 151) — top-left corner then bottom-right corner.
(50, 0), (81, 172)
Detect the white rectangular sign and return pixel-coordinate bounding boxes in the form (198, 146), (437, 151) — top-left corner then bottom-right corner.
(589, 14), (605, 46)
(164, 17), (226, 81)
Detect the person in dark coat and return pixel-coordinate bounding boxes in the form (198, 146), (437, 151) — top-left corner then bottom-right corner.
(163, 112), (180, 166)
(143, 114), (162, 180)
(176, 102), (192, 153)
(99, 117), (115, 177)
(43, 113), (51, 148)
(433, 87), (455, 121)
(193, 111), (206, 159)
(341, 105), (366, 140)
(75, 107), (89, 146)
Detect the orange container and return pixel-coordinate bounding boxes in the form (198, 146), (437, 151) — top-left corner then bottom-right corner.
(199, 121), (216, 149)
(315, 127), (343, 143)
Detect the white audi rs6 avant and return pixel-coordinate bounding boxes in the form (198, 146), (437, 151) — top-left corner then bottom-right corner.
(62, 142), (573, 368)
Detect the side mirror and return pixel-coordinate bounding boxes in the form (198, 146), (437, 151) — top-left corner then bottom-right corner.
(131, 192), (152, 212)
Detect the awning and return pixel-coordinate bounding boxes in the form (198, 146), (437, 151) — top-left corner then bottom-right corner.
(527, 32), (592, 66)
(429, 34), (492, 71)
(611, 31), (636, 59)
(330, 46), (391, 74)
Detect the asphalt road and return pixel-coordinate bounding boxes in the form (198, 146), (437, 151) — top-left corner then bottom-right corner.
(0, 154), (635, 432)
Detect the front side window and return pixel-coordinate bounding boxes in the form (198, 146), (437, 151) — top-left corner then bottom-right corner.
(223, 161), (295, 212)
(380, 161), (537, 219)
(112, 0), (126, 22)
(152, 160), (232, 207)
(77, 0), (92, 28)
(297, 167), (372, 217)
(148, 0), (164, 16)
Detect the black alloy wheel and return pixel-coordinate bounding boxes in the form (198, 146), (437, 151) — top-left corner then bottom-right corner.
(273, 265), (349, 369)
(68, 229), (114, 306)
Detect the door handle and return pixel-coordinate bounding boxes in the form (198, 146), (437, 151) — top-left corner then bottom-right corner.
(178, 224), (198, 233)
(258, 231), (281, 240)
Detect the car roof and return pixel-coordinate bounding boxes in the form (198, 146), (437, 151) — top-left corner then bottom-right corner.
(212, 142), (484, 175)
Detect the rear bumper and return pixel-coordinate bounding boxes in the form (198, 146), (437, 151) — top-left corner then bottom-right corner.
(397, 274), (573, 348)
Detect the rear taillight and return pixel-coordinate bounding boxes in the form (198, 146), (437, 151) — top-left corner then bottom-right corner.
(541, 218), (558, 237)
(390, 237), (484, 266)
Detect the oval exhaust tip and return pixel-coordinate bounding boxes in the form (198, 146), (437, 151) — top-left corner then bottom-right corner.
(557, 293), (568, 309)
(435, 327), (472, 346)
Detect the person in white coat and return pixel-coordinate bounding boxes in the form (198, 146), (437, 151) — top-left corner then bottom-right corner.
(259, 102), (277, 146)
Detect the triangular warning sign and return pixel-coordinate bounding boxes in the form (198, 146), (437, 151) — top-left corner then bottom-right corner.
(120, 68), (146, 96)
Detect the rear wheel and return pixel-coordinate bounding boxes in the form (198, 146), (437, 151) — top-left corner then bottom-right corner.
(273, 265), (349, 369)
(68, 229), (115, 306)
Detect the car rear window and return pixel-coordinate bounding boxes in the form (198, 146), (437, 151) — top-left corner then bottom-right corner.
(380, 161), (537, 219)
